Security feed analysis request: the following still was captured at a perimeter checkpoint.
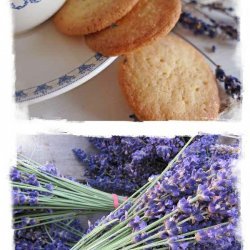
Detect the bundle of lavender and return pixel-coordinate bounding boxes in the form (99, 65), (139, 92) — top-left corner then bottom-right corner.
(72, 135), (241, 250)
(73, 136), (188, 196)
(11, 155), (126, 230)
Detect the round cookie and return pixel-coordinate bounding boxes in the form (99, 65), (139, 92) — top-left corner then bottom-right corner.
(119, 33), (220, 121)
(85, 0), (181, 56)
(53, 0), (140, 36)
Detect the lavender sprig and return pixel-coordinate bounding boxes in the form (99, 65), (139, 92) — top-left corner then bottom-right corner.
(179, 11), (239, 41)
(180, 1), (239, 40)
(179, 12), (217, 38)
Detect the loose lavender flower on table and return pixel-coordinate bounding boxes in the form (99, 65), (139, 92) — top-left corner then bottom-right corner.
(15, 219), (83, 250)
(73, 136), (188, 196)
(71, 135), (241, 250)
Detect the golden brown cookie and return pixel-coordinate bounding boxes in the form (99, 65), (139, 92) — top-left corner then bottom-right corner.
(53, 0), (140, 36)
(119, 33), (220, 121)
(85, 0), (181, 56)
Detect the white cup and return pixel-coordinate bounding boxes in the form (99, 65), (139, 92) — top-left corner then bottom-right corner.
(11, 0), (66, 34)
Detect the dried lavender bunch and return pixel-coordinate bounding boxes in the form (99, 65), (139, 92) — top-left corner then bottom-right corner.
(11, 156), (126, 230)
(73, 136), (188, 196)
(15, 219), (83, 250)
(71, 135), (241, 250)
(179, 1), (239, 40)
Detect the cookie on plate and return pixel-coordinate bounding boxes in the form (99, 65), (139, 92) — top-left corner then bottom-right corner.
(53, 0), (140, 36)
(85, 0), (181, 56)
(119, 33), (220, 121)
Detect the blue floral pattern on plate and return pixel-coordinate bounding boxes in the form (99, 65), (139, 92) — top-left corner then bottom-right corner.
(11, 0), (42, 10)
(78, 64), (96, 74)
(58, 75), (76, 86)
(15, 90), (27, 102)
(15, 53), (114, 103)
(34, 83), (53, 95)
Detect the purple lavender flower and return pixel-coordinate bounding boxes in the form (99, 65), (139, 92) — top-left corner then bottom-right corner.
(164, 218), (179, 236)
(39, 163), (58, 176)
(21, 217), (37, 227)
(215, 66), (242, 100)
(197, 184), (215, 201)
(26, 174), (39, 186)
(45, 183), (54, 191)
(195, 224), (237, 247)
(179, 12), (218, 38)
(11, 169), (21, 181)
(18, 193), (28, 205)
(177, 198), (193, 214)
(72, 149), (87, 162)
(129, 216), (141, 230)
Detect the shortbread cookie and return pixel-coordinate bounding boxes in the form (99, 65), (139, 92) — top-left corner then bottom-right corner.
(85, 0), (181, 56)
(53, 0), (140, 36)
(119, 33), (220, 121)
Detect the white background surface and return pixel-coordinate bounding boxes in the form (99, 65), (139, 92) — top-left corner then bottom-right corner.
(17, 134), (93, 178)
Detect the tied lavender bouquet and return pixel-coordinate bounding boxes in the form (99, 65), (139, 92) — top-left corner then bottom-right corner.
(71, 135), (241, 250)
(11, 155), (126, 230)
(73, 136), (188, 196)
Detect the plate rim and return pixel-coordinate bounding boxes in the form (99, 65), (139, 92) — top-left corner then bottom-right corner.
(15, 51), (117, 105)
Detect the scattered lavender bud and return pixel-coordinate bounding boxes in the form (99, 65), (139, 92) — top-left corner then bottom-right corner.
(73, 136), (187, 196)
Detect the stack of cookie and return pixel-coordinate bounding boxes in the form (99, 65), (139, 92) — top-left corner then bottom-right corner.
(54, 0), (220, 120)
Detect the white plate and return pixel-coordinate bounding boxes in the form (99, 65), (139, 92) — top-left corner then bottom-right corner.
(15, 20), (117, 104)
